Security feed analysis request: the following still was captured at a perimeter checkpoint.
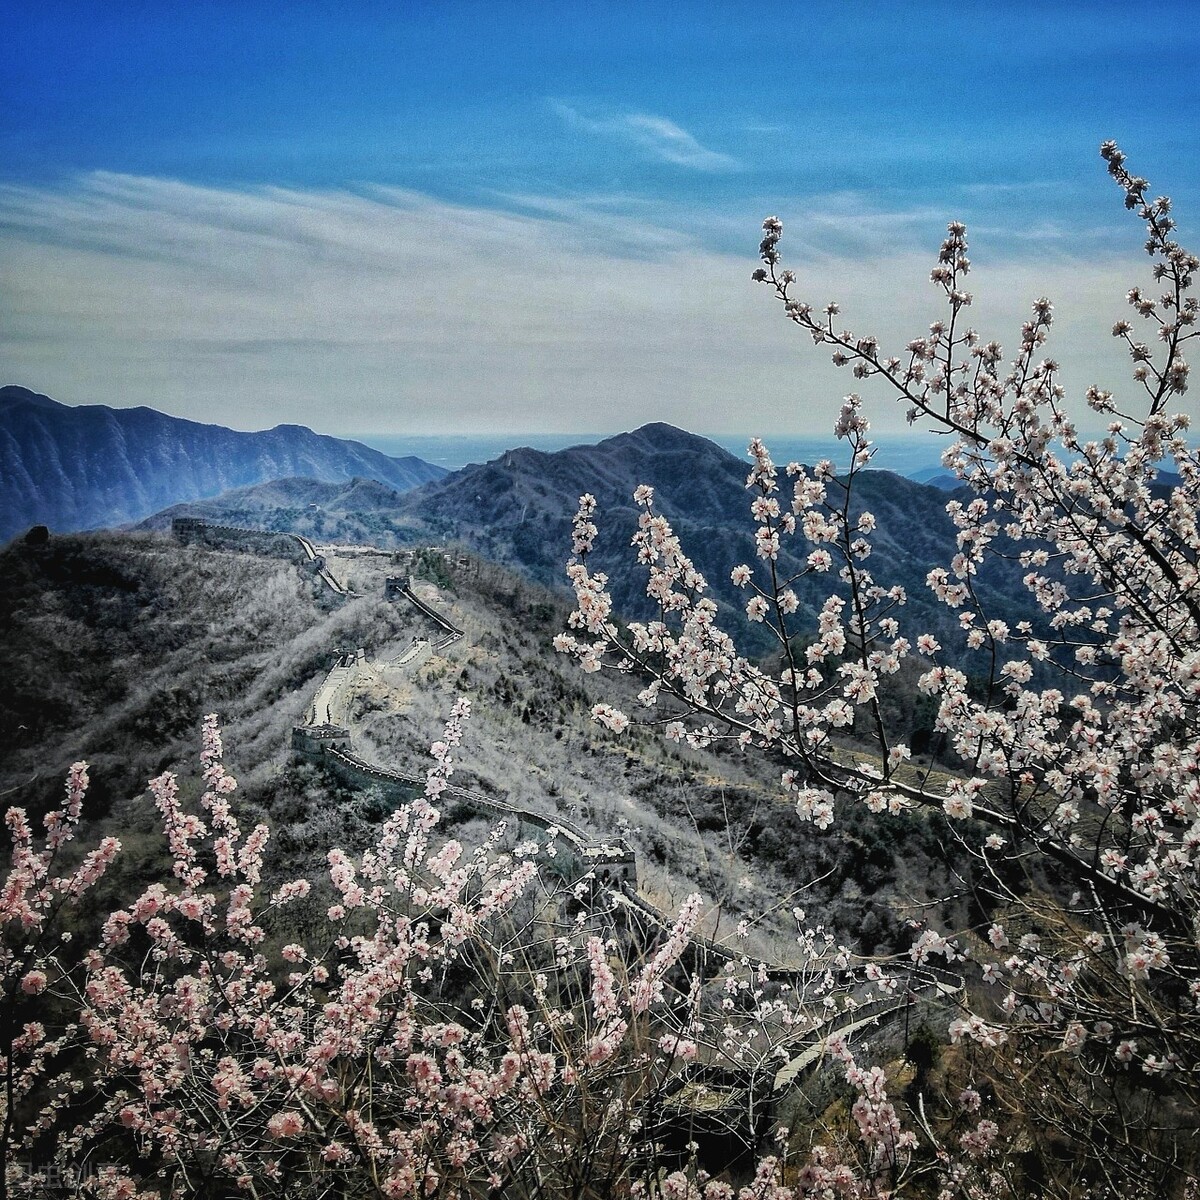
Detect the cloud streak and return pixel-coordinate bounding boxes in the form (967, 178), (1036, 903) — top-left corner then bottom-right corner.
(0, 172), (1151, 441)
(552, 102), (739, 172)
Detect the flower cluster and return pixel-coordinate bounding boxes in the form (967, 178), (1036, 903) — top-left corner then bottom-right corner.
(11, 708), (871, 1197)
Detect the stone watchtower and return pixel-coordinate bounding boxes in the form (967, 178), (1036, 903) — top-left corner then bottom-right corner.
(581, 840), (638, 887)
(291, 724), (352, 762)
(172, 517), (208, 543)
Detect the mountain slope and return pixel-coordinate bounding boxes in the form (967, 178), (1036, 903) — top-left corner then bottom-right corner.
(390, 422), (1032, 653)
(402, 422), (752, 529)
(0, 386), (446, 542)
(134, 422), (1034, 656)
(0, 529), (956, 962)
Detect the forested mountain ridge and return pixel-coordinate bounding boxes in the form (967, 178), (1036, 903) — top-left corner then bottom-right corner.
(397, 423), (991, 647)
(0, 386), (447, 542)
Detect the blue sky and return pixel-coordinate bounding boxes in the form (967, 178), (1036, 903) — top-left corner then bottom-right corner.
(3, 1), (1199, 440)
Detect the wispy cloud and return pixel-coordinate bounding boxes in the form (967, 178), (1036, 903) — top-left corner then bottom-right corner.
(0, 172), (1148, 439)
(552, 102), (739, 172)
(957, 180), (1060, 197)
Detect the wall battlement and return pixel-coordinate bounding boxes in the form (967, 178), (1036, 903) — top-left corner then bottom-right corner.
(173, 517), (298, 555)
(172, 518), (350, 594)
(291, 723), (635, 885)
(384, 575), (463, 647)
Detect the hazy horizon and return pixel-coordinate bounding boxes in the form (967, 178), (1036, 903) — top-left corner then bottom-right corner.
(357, 430), (948, 475)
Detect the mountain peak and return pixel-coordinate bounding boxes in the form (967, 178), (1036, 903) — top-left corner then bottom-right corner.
(600, 422), (731, 458)
(0, 385), (64, 410)
(633, 421), (689, 437)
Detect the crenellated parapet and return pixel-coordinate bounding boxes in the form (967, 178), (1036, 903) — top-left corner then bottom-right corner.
(172, 518), (350, 594)
(172, 517), (299, 556)
(292, 721), (636, 891)
(384, 575), (464, 647)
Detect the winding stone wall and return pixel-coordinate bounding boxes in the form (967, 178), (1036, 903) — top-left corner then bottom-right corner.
(292, 723), (636, 887)
(172, 518), (350, 595)
(385, 575), (463, 648)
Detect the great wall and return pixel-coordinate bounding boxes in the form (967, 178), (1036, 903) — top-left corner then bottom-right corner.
(172, 517), (963, 1104)
(173, 517), (351, 595)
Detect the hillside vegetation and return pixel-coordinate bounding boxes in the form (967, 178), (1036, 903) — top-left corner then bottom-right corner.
(0, 530), (969, 965)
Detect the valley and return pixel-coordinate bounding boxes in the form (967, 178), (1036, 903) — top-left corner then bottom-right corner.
(0, 519), (973, 972)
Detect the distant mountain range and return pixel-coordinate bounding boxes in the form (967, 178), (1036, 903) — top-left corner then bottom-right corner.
(3, 387), (1043, 655)
(0, 386), (446, 543)
(139, 420), (1039, 655)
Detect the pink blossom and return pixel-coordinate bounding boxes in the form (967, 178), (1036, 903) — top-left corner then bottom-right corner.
(20, 969), (47, 995)
(266, 1112), (304, 1139)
